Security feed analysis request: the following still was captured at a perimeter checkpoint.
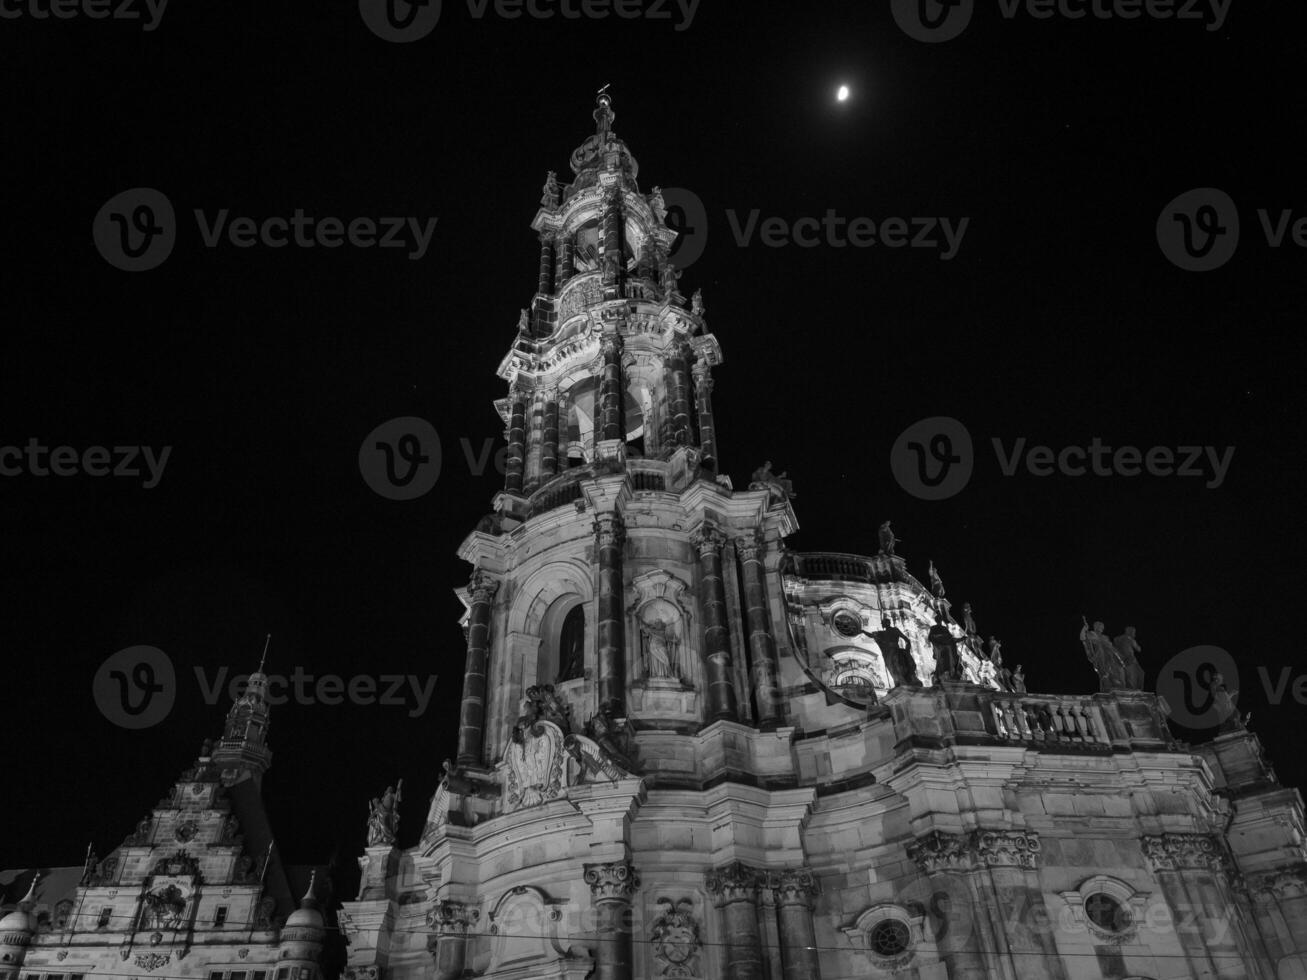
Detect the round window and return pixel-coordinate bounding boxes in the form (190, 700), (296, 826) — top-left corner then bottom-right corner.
(1085, 893), (1131, 933)
(833, 610), (863, 638)
(869, 918), (911, 957)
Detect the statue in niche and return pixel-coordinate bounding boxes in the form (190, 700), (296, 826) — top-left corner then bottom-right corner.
(1080, 617), (1126, 691)
(366, 782), (402, 847)
(640, 616), (682, 681)
(1112, 626), (1146, 690)
(661, 262), (682, 298)
(517, 308), (530, 334)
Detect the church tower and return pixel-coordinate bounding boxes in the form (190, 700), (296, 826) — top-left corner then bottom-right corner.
(335, 92), (1307, 980)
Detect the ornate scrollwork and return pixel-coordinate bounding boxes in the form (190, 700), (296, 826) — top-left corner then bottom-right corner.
(134, 953), (170, 971)
(650, 897), (701, 978)
(503, 719), (566, 811)
(703, 862), (763, 905)
(769, 868), (821, 907)
(1141, 833), (1231, 874)
(908, 829), (1042, 874)
(584, 861), (640, 902)
(426, 900), (478, 935)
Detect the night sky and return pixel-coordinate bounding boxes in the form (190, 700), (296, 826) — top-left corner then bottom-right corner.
(3, 0), (1304, 886)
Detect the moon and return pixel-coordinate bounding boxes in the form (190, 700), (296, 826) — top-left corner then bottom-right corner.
(837, 85), (850, 102)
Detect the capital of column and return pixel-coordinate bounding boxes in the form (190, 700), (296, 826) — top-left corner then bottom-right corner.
(593, 513), (626, 550)
(469, 571), (501, 603)
(1141, 832), (1232, 875)
(908, 828), (1042, 875)
(584, 860), (640, 902)
(691, 523), (728, 557)
(704, 861), (764, 907)
(426, 900), (479, 936)
(768, 867), (820, 908)
(733, 530), (766, 563)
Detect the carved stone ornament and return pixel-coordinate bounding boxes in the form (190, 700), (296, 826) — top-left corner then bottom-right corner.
(174, 821), (199, 843)
(650, 897), (702, 978)
(134, 953), (170, 971)
(1249, 866), (1307, 901)
(426, 900), (479, 935)
(150, 853), (201, 879)
(584, 861), (640, 902)
(502, 719), (567, 811)
(1141, 833), (1231, 874)
(908, 829), (1041, 874)
(343, 968), (379, 980)
(703, 862), (763, 905)
(769, 868), (821, 907)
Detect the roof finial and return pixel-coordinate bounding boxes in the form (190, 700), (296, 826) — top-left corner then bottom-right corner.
(301, 869), (318, 905)
(19, 872), (39, 906)
(594, 84), (614, 136)
(258, 633), (271, 674)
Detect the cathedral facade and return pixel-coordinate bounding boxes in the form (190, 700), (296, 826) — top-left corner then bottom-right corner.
(5, 94), (1307, 980)
(336, 95), (1307, 980)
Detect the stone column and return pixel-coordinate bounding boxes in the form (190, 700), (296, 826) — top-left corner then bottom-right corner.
(427, 901), (478, 980)
(665, 341), (692, 446)
(524, 392), (545, 495)
(540, 394), (560, 481)
(1143, 833), (1248, 980)
(558, 235), (575, 288)
(970, 831), (1064, 980)
(594, 513), (627, 717)
(584, 861), (640, 980)
(774, 868), (822, 980)
(456, 572), (499, 767)
(907, 832), (992, 980)
(705, 862), (765, 980)
(693, 524), (738, 722)
(601, 189), (624, 294)
(735, 532), (781, 727)
(503, 388), (528, 494)
(599, 334), (625, 443)
(537, 233), (555, 297)
(692, 360), (718, 468)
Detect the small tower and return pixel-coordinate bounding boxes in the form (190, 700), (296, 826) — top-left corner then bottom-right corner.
(0, 876), (38, 973)
(275, 873), (326, 980)
(212, 635), (274, 788)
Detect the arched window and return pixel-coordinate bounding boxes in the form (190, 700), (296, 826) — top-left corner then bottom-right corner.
(558, 605), (585, 682)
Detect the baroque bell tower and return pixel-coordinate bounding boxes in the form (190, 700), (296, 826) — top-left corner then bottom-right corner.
(452, 90), (797, 779)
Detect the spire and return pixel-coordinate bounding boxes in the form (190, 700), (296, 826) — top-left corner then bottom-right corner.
(300, 870), (319, 909)
(569, 86), (638, 178)
(594, 83), (614, 136)
(257, 632), (271, 674)
(211, 634), (275, 785)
